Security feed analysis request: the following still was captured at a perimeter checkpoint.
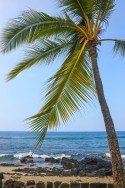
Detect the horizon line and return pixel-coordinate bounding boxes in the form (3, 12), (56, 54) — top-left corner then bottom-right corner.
(0, 130), (125, 132)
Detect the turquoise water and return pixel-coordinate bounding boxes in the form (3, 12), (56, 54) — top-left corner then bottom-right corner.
(0, 131), (124, 165)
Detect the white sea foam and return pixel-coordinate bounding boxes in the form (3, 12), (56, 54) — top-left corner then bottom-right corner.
(6, 152), (71, 160)
(50, 154), (71, 159)
(33, 153), (71, 159)
(105, 153), (111, 158)
(14, 152), (33, 159)
(106, 153), (125, 160)
(0, 154), (9, 157)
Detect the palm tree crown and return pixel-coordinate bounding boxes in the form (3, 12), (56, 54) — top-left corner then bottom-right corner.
(1, 0), (125, 146)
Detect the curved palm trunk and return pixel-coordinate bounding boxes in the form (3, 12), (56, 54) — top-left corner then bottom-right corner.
(90, 43), (125, 188)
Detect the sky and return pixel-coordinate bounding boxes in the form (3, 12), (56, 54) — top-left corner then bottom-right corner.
(0, 0), (125, 132)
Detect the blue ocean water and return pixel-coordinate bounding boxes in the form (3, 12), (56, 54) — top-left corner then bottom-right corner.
(0, 131), (125, 165)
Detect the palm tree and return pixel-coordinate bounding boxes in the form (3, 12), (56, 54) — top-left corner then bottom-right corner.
(1, 0), (125, 187)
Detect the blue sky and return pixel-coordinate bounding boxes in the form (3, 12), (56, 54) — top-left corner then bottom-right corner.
(0, 0), (125, 131)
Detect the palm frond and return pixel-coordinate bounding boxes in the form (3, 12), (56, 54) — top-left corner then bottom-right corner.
(7, 39), (75, 81)
(28, 41), (95, 146)
(30, 27), (73, 42)
(94, 0), (115, 26)
(58, 0), (115, 31)
(113, 40), (125, 56)
(30, 12), (76, 42)
(28, 114), (49, 148)
(58, 0), (94, 22)
(1, 10), (76, 53)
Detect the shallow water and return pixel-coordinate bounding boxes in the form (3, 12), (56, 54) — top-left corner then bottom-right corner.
(0, 131), (124, 166)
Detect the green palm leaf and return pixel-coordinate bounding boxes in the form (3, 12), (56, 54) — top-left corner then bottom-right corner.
(28, 41), (94, 146)
(58, 0), (94, 20)
(113, 40), (125, 56)
(58, 0), (115, 25)
(94, 0), (115, 26)
(7, 39), (74, 80)
(1, 10), (76, 53)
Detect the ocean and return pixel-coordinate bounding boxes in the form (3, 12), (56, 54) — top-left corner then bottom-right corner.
(0, 131), (125, 166)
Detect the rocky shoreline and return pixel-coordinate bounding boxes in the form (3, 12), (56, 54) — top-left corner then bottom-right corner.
(0, 157), (116, 188)
(12, 156), (113, 177)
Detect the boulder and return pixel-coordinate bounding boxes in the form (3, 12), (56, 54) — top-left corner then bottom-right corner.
(46, 182), (53, 188)
(61, 157), (78, 169)
(78, 170), (86, 176)
(70, 182), (80, 188)
(13, 181), (25, 188)
(61, 170), (71, 176)
(77, 160), (86, 171)
(71, 168), (78, 176)
(84, 157), (98, 165)
(0, 173), (4, 179)
(82, 157), (111, 168)
(36, 181), (45, 188)
(45, 157), (60, 163)
(93, 168), (112, 177)
(52, 168), (62, 176)
(54, 181), (62, 188)
(3, 180), (14, 188)
(97, 158), (111, 168)
(78, 157), (112, 177)
(20, 156), (33, 163)
(81, 183), (89, 188)
(26, 180), (35, 186)
(86, 164), (99, 172)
